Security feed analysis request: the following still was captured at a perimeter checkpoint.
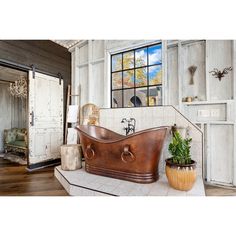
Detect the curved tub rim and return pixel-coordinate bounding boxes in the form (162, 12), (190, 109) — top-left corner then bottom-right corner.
(76, 125), (169, 144)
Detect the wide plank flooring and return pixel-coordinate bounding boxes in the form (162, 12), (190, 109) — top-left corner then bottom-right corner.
(204, 184), (236, 196)
(0, 158), (68, 196)
(1, 158), (236, 196)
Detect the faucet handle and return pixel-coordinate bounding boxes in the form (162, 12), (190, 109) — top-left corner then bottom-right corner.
(121, 118), (127, 123)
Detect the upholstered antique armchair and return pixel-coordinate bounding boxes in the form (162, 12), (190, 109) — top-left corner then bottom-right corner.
(4, 128), (28, 156)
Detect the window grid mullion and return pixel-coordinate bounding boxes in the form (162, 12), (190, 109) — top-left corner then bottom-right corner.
(121, 52), (124, 108)
(147, 47), (149, 106)
(111, 43), (162, 108)
(134, 50), (136, 107)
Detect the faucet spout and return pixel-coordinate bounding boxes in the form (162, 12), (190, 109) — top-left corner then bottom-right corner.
(121, 117), (136, 135)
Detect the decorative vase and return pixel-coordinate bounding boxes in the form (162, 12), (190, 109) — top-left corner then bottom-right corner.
(165, 158), (197, 191)
(186, 96), (192, 102)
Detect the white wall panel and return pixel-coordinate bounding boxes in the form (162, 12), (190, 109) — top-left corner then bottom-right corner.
(79, 66), (89, 106)
(78, 43), (88, 65)
(91, 62), (104, 107)
(182, 41), (206, 101)
(92, 40), (104, 60)
(167, 46), (178, 105)
(207, 40), (233, 100)
(210, 124), (234, 184)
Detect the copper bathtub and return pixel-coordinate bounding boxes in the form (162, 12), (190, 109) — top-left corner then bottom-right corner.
(76, 125), (168, 183)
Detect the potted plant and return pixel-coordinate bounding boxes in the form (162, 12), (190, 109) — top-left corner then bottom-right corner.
(165, 131), (197, 191)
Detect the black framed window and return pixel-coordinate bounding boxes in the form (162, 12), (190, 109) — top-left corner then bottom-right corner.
(111, 43), (162, 108)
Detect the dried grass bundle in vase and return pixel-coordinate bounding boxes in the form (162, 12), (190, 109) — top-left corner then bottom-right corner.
(188, 65), (197, 85)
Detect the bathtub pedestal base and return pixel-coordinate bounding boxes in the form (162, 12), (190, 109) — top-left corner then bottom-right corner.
(54, 165), (205, 196)
(85, 163), (159, 184)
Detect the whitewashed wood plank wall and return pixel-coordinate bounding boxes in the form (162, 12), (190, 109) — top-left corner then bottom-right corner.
(70, 40), (236, 187)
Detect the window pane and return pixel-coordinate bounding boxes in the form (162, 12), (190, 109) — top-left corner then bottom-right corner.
(111, 44), (163, 109)
(149, 86), (162, 106)
(112, 90), (122, 108)
(123, 51), (134, 70)
(135, 87), (147, 107)
(135, 68), (147, 87)
(123, 70), (134, 88)
(149, 65), (162, 85)
(124, 89), (135, 107)
(112, 54), (122, 72)
(112, 72), (122, 89)
(135, 48), (147, 67)
(148, 44), (162, 65)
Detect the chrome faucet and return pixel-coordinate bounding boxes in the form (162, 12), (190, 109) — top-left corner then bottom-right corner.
(121, 118), (136, 135)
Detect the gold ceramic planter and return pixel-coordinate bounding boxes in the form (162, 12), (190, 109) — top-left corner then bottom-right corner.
(165, 158), (197, 191)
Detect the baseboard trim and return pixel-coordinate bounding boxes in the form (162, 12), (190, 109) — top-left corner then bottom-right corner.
(27, 158), (61, 171)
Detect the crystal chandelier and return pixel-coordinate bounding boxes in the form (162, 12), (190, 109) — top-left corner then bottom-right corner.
(9, 76), (27, 99)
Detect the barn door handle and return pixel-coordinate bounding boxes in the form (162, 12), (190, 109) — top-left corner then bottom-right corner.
(85, 144), (95, 160)
(30, 111), (34, 126)
(121, 145), (135, 163)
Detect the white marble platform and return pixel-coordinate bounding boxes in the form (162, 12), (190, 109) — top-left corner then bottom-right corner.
(55, 165), (205, 196)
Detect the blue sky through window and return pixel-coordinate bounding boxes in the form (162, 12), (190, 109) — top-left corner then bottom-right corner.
(135, 48), (147, 67)
(148, 44), (162, 65)
(111, 43), (162, 107)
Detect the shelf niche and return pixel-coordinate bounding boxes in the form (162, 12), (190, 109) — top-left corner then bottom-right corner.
(182, 41), (206, 102)
(207, 40), (233, 101)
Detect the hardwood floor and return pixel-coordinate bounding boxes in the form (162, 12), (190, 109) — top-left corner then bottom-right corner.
(204, 184), (236, 196)
(1, 157), (236, 196)
(0, 158), (68, 196)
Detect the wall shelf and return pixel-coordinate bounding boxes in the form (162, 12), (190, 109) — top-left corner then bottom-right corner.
(182, 100), (232, 106)
(193, 121), (235, 125)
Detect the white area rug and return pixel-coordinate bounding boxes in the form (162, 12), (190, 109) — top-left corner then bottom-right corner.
(2, 153), (27, 165)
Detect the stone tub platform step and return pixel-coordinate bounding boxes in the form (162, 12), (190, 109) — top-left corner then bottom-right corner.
(55, 165), (205, 196)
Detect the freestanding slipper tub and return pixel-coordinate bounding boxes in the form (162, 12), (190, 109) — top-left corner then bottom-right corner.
(76, 125), (168, 183)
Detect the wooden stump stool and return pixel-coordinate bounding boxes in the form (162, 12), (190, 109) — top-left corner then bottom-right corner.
(60, 144), (82, 171)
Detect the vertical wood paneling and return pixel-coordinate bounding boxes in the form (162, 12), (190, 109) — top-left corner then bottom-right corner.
(78, 43), (88, 64)
(0, 83), (11, 152)
(167, 46), (178, 105)
(92, 62), (104, 106)
(207, 40), (233, 100)
(182, 41), (206, 101)
(0, 82), (26, 152)
(92, 40), (104, 60)
(210, 124), (234, 184)
(79, 66), (89, 106)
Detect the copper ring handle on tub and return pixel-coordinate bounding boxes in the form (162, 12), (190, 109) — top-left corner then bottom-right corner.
(85, 144), (95, 160)
(121, 145), (135, 163)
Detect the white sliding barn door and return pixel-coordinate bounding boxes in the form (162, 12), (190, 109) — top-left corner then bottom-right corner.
(28, 71), (63, 165)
